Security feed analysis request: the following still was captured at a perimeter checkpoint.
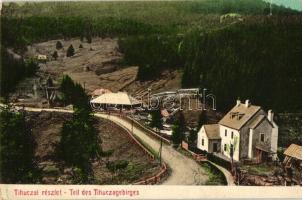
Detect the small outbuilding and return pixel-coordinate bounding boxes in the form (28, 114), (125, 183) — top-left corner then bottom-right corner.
(36, 54), (47, 62)
(283, 144), (302, 168)
(197, 124), (221, 153)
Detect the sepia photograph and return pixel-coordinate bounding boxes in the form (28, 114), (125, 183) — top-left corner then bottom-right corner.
(0, 0), (302, 199)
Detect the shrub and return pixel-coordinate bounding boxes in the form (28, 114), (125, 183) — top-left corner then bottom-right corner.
(72, 167), (88, 184)
(25, 58), (39, 76)
(43, 165), (60, 176)
(171, 122), (182, 145)
(101, 149), (114, 157)
(56, 41), (63, 50)
(207, 153), (232, 171)
(150, 109), (163, 131)
(201, 162), (227, 185)
(66, 44), (75, 57)
(188, 129), (197, 146)
(277, 148), (285, 162)
(106, 160), (129, 172)
(52, 51), (58, 60)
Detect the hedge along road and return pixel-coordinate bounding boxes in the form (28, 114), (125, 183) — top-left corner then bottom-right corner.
(0, 105), (209, 185)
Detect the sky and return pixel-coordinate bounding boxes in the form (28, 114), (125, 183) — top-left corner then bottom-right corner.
(264, 0), (302, 11)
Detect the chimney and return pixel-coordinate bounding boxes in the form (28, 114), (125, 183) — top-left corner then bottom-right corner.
(245, 99), (250, 108)
(236, 99), (241, 107)
(268, 110), (274, 122)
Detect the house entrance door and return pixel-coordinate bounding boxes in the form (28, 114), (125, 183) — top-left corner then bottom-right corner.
(213, 143), (218, 152)
(255, 148), (269, 163)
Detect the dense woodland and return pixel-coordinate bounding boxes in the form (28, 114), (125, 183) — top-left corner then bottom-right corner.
(181, 16), (302, 112)
(119, 35), (183, 80)
(120, 16), (302, 113)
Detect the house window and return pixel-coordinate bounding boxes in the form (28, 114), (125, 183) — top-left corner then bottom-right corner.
(202, 139), (204, 146)
(225, 129), (227, 137)
(224, 144), (227, 151)
(260, 133), (265, 142)
(231, 131), (234, 139)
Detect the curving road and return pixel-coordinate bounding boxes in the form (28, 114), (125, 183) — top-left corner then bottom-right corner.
(95, 113), (209, 185)
(1, 105), (209, 185)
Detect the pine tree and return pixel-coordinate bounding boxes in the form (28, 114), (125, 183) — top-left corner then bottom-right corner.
(171, 121), (182, 146)
(66, 45), (75, 57)
(150, 109), (163, 131)
(58, 108), (101, 183)
(176, 111), (186, 133)
(60, 75), (90, 110)
(56, 41), (63, 50)
(73, 82), (90, 110)
(171, 112), (186, 145)
(188, 129), (197, 146)
(60, 75), (75, 105)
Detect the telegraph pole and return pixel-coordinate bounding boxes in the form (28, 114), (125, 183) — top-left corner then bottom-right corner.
(159, 136), (163, 165)
(131, 113), (134, 135)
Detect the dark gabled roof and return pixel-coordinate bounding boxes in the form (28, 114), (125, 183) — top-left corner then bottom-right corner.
(204, 124), (220, 140)
(219, 103), (261, 130)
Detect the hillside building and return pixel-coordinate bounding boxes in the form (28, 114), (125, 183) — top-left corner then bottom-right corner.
(197, 100), (278, 163)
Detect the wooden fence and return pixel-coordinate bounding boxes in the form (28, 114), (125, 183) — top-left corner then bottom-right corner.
(124, 116), (171, 144)
(133, 163), (168, 185)
(93, 110), (171, 144)
(181, 141), (207, 161)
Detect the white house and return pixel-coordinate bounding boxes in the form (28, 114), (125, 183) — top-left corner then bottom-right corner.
(197, 99), (278, 163)
(197, 124), (221, 153)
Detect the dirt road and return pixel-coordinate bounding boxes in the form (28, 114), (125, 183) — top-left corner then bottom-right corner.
(1, 104), (209, 185)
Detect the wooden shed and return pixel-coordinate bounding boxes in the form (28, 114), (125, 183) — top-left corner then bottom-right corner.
(283, 144), (302, 169)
